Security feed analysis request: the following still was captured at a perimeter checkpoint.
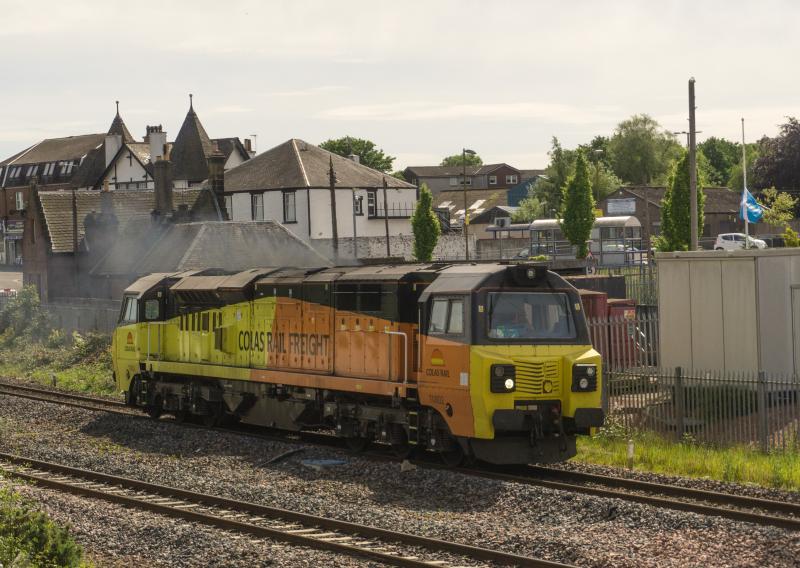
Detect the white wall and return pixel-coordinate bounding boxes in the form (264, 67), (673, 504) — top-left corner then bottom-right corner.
(225, 151), (245, 171)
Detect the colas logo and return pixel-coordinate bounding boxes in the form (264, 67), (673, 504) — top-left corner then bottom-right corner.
(430, 349), (445, 366)
(126, 332), (134, 345)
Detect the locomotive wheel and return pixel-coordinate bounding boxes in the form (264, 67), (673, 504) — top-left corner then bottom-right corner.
(146, 395), (162, 420)
(173, 408), (189, 423)
(440, 442), (465, 467)
(345, 436), (369, 452)
(390, 430), (413, 459)
(202, 410), (219, 428)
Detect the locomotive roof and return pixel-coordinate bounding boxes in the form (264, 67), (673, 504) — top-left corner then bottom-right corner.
(418, 263), (554, 299)
(123, 273), (175, 297)
(170, 268), (275, 292)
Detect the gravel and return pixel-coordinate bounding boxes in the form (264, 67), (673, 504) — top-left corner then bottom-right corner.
(1, 393), (799, 567)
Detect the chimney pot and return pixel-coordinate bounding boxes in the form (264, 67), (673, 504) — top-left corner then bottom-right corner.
(348, 154), (360, 164)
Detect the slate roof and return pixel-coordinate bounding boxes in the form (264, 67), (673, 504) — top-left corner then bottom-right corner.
(470, 205), (519, 225)
(212, 137), (250, 163)
(225, 139), (415, 192)
(519, 169), (545, 179)
(170, 105), (215, 182)
(92, 221), (331, 276)
(1, 133), (105, 166)
(37, 188), (202, 254)
(615, 186), (740, 214)
(404, 163), (518, 178)
(107, 111), (135, 144)
(436, 188), (509, 219)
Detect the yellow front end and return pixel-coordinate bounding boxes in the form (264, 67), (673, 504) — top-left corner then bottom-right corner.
(469, 344), (602, 440)
(112, 323), (143, 394)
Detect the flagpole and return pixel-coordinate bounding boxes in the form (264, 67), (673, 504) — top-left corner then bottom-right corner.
(741, 117), (749, 248)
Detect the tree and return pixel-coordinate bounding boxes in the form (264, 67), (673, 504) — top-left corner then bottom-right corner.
(560, 152), (595, 259)
(607, 114), (683, 185)
(698, 137), (740, 186)
(751, 117), (800, 191)
(319, 136), (395, 172)
(528, 137), (574, 213)
(726, 142), (760, 191)
(440, 152), (483, 167)
(589, 162), (623, 202)
(655, 152), (705, 252)
(512, 191), (545, 222)
(411, 184), (441, 261)
(760, 187), (798, 228)
(578, 135), (612, 169)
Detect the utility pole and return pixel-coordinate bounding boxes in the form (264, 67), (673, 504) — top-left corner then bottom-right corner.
(382, 177), (391, 258)
(688, 77), (698, 251)
(462, 148), (476, 260)
(328, 157), (339, 258)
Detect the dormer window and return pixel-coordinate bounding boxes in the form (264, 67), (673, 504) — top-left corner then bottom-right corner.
(42, 163), (56, 177)
(8, 167), (21, 180)
(26, 164), (37, 177)
(59, 161), (74, 176)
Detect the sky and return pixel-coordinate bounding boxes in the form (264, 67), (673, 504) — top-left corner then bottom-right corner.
(1, 0), (799, 170)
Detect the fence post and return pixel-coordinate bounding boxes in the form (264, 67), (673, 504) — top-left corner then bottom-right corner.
(674, 366), (685, 441)
(756, 370), (768, 452)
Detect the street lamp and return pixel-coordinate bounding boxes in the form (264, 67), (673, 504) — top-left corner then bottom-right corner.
(462, 148), (476, 260)
(592, 149), (604, 205)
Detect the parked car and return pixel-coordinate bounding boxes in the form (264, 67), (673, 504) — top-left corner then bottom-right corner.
(714, 233), (767, 250)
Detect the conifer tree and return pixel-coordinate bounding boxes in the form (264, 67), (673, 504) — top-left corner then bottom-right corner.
(560, 152), (596, 259)
(411, 184), (441, 261)
(657, 152), (704, 251)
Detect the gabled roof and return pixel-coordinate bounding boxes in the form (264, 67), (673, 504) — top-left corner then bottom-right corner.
(404, 163), (519, 178)
(170, 103), (214, 182)
(92, 220), (331, 276)
(470, 205), (519, 225)
(1, 133), (106, 166)
(519, 169), (545, 179)
(224, 139), (415, 192)
(37, 188), (202, 254)
(212, 137), (250, 164)
(609, 185), (741, 214)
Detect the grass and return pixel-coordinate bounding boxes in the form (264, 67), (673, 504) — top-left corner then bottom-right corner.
(576, 429), (800, 491)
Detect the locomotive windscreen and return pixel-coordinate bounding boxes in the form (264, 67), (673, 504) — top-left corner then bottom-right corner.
(486, 292), (576, 340)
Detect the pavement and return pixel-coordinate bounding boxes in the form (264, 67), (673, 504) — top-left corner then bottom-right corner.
(0, 271), (22, 292)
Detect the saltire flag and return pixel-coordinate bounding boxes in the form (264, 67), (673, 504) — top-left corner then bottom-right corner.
(739, 187), (764, 223)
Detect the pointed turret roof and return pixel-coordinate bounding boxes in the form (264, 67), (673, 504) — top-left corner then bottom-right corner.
(171, 94), (215, 182)
(107, 101), (135, 143)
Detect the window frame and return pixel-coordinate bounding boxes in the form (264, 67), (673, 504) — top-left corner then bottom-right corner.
(15, 191), (24, 211)
(283, 190), (297, 223)
(119, 296), (139, 325)
(367, 190), (377, 217)
(251, 192), (265, 221)
(428, 296), (466, 337)
(505, 174), (518, 184)
(489, 175), (497, 185)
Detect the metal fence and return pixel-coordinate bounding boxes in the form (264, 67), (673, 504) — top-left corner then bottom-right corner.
(595, 265), (658, 305)
(605, 367), (800, 451)
(588, 310), (660, 371)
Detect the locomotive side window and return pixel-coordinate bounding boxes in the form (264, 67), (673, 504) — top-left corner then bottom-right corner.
(120, 297), (138, 324)
(429, 298), (448, 334)
(144, 299), (160, 321)
(447, 299), (464, 334)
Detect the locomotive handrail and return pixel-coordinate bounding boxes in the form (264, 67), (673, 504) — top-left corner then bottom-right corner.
(384, 329), (408, 383)
(145, 321), (170, 361)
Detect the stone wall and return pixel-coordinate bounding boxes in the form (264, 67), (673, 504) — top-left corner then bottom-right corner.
(312, 234), (477, 262)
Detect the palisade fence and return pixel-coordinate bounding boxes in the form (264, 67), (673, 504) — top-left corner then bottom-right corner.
(595, 265), (658, 306)
(604, 367), (800, 452)
(589, 311), (800, 451)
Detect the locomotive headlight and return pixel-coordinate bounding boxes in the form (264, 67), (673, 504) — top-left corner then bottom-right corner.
(490, 364), (516, 393)
(572, 364), (598, 392)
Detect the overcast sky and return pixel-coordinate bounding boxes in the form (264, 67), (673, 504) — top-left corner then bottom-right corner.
(1, 0), (798, 170)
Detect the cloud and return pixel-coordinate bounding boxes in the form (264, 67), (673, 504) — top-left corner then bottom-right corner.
(319, 101), (621, 125)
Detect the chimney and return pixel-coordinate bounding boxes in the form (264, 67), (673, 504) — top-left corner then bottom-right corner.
(153, 157), (174, 218)
(348, 154), (360, 164)
(147, 125), (167, 162)
(207, 143), (227, 220)
(104, 134), (122, 168)
(243, 138), (252, 153)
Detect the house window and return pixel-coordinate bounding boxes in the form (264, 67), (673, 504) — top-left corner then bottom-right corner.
(449, 177), (459, 186)
(283, 191), (296, 223)
(367, 190), (377, 216)
(505, 174), (518, 184)
(15, 191), (24, 211)
(43, 163), (55, 177)
(59, 161), (74, 176)
(489, 175), (497, 185)
(26, 164), (37, 177)
(8, 167), (20, 180)
(354, 194), (363, 216)
(224, 195), (233, 217)
(251, 193), (264, 221)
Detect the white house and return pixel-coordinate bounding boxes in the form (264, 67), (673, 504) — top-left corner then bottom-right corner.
(223, 139), (417, 254)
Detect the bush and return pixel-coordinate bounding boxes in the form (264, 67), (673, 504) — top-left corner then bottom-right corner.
(0, 484), (84, 567)
(0, 286), (52, 344)
(783, 226), (800, 248)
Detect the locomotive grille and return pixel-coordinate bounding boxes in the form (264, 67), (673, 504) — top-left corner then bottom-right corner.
(512, 359), (561, 397)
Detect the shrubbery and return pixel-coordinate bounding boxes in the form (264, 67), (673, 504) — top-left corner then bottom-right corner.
(0, 483), (85, 567)
(0, 286), (114, 394)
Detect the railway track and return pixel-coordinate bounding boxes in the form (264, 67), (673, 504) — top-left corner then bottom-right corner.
(2, 380), (799, 532)
(0, 452), (568, 568)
